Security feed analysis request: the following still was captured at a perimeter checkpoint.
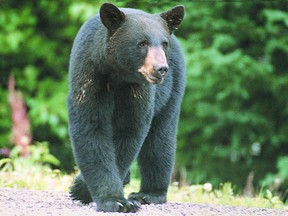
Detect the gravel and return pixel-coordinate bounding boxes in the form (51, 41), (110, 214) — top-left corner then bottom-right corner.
(1, 187), (288, 216)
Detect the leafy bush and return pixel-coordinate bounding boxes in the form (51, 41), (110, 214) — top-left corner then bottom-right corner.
(177, 2), (288, 187)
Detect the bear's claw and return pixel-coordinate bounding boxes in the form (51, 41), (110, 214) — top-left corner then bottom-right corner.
(97, 199), (141, 213)
(129, 192), (166, 204)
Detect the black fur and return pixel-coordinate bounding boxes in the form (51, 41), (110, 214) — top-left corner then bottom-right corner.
(67, 3), (185, 213)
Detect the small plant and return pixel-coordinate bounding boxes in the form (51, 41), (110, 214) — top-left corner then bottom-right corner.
(261, 156), (288, 202)
(8, 75), (32, 157)
(0, 142), (69, 191)
(8, 141), (60, 167)
(0, 141), (60, 173)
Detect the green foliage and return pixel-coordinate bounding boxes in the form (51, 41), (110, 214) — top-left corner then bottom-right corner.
(261, 156), (288, 191)
(2, 142), (60, 169)
(177, 1), (288, 187)
(0, 0), (85, 170)
(0, 90), (10, 148)
(0, 0), (287, 194)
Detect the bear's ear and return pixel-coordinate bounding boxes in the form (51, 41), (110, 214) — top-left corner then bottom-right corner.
(100, 3), (125, 32)
(160, 5), (185, 34)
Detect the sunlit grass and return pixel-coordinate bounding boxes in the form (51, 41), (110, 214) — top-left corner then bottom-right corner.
(0, 158), (73, 191)
(167, 182), (287, 210)
(0, 157), (287, 210)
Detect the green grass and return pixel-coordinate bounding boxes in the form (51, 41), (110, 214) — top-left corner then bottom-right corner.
(0, 157), (287, 210)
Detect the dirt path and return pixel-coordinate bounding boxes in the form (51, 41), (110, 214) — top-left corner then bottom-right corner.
(1, 187), (287, 216)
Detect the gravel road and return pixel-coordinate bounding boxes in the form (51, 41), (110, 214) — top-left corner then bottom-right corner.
(1, 187), (287, 216)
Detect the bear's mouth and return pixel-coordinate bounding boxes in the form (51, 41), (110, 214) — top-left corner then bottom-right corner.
(139, 70), (164, 84)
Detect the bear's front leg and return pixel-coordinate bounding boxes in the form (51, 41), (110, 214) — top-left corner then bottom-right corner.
(112, 84), (155, 183)
(68, 90), (140, 212)
(129, 99), (180, 205)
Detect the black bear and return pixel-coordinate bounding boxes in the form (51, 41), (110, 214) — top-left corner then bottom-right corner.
(67, 3), (185, 213)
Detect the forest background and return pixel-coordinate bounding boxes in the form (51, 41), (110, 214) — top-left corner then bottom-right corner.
(0, 0), (287, 196)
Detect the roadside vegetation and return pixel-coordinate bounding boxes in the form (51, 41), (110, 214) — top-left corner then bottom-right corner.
(0, 150), (287, 210)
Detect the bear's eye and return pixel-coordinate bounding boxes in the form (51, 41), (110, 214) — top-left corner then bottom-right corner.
(162, 41), (168, 49)
(138, 40), (148, 48)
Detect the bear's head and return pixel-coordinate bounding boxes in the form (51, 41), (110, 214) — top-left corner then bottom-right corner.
(100, 3), (184, 84)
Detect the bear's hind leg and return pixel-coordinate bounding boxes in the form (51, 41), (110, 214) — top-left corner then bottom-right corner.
(70, 174), (93, 204)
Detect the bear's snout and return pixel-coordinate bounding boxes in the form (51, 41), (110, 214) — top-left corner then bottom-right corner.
(138, 47), (168, 84)
(150, 64), (169, 83)
(139, 66), (168, 84)
(155, 65), (168, 77)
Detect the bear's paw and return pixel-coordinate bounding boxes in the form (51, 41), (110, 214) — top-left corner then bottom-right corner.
(128, 192), (167, 204)
(97, 198), (141, 213)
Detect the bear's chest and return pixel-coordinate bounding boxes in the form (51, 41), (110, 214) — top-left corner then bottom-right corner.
(110, 83), (156, 132)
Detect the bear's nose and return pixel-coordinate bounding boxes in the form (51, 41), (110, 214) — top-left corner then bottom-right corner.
(154, 65), (169, 77)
